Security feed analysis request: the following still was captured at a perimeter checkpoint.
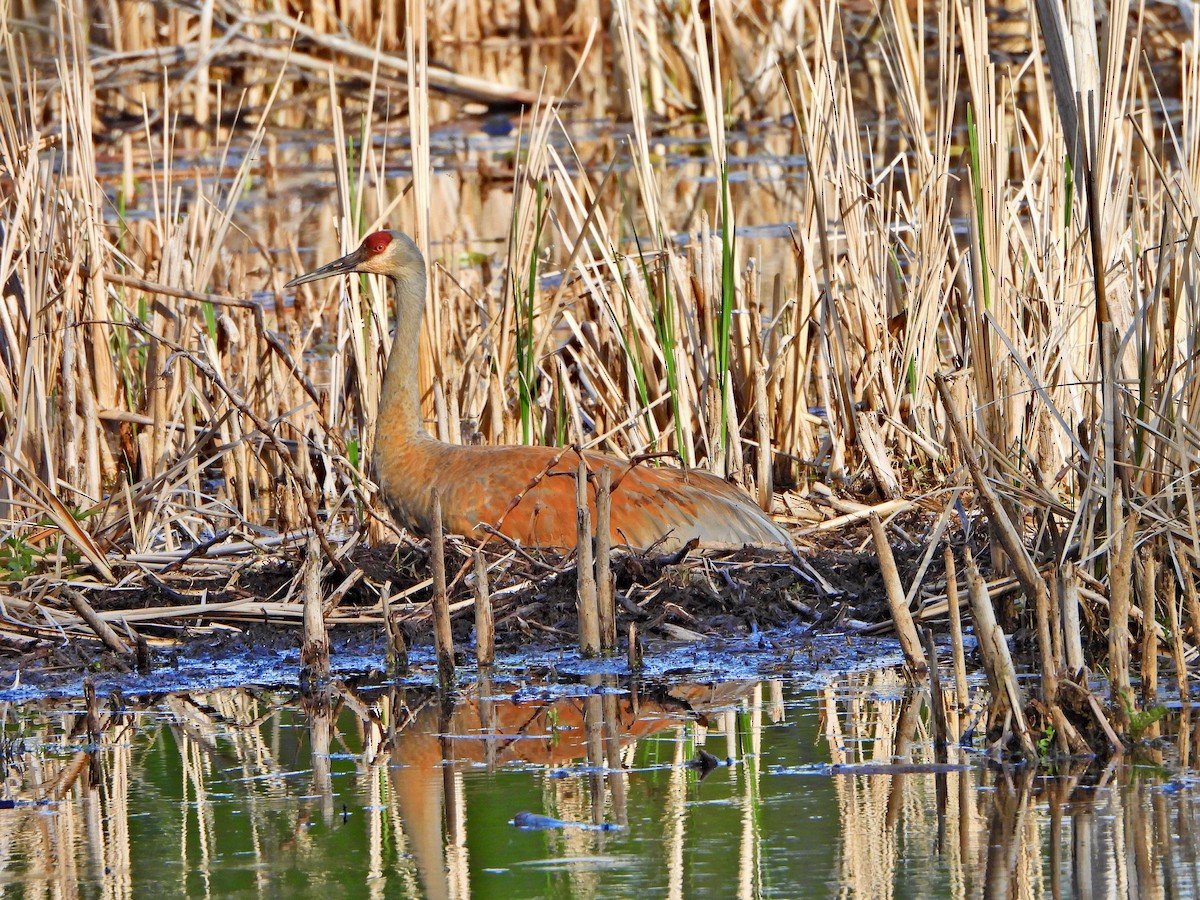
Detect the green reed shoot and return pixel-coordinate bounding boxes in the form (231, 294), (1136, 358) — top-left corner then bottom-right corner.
(1064, 155), (1075, 230)
(202, 300), (218, 343)
(628, 225), (683, 462)
(966, 104), (991, 310)
(513, 180), (546, 446)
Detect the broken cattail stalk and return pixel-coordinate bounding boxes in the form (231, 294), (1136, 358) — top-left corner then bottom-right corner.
(299, 533), (330, 688)
(1109, 510), (1137, 729)
(962, 546), (1006, 714)
(473, 550), (495, 668)
(964, 546), (1036, 757)
(751, 331), (773, 512)
(63, 587), (131, 658)
(627, 622), (642, 671)
(868, 513), (927, 673)
(83, 678), (100, 743)
(1060, 564), (1085, 672)
(1139, 541), (1158, 712)
(381, 580), (408, 674)
(135, 633), (151, 675)
(595, 464), (616, 651)
(723, 377), (745, 478)
(1167, 570), (1189, 706)
(944, 547), (970, 713)
(576, 459), (601, 657)
(430, 490), (455, 687)
(322, 567), (364, 617)
(859, 413), (903, 500)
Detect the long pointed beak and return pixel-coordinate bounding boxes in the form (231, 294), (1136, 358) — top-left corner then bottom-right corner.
(284, 244), (369, 288)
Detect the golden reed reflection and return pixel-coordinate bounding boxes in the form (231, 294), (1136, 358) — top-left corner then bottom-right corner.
(0, 673), (1195, 897)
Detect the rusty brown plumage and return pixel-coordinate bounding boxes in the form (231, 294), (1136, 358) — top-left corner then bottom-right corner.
(286, 230), (792, 552)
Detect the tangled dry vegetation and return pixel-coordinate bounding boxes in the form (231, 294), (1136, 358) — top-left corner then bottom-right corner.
(2, 0), (1200, 754)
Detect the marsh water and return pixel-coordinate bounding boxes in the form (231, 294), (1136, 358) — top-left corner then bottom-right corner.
(0, 634), (1197, 899)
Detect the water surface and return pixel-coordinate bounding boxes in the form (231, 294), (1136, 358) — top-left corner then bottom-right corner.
(0, 650), (1193, 898)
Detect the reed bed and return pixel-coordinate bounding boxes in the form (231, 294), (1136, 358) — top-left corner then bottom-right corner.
(2, 0), (1200, 754)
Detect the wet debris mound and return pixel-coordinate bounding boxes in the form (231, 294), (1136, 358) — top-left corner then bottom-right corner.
(0, 520), (928, 680)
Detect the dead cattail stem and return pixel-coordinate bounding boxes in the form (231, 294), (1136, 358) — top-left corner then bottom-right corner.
(963, 546), (1036, 757)
(430, 490), (455, 688)
(576, 459), (600, 657)
(1180, 549), (1200, 664)
(134, 633), (151, 675)
(902, 486), (965, 611)
(381, 580), (407, 674)
(752, 354), (773, 512)
(859, 413), (903, 500)
(1166, 547), (1189, 705)
(627, 622), (642, 671)
(1060, 564), (1086, 672)
(595, 465), (616, 651)
(795, 497), (912, 536)
(944, 547), (970, 713)
(472, 550), (494, 668)
(63, 588), (131, 658)
(1109, 510), (1138, 729)
(1139, 543), (1159, 711)
(299, 534), (330, 686)
(868, 513), (927, 673)
(258, 14), (541, 107)
(1083, 128), (1125, 517)
(962, 548), (1003, 714)
(83, 677), (100, 744)
(61, 308), (79, 488)
(322, 567), (364, 618)
(934, 374), (1058, 704)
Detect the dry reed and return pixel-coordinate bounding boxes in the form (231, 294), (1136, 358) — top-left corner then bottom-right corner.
(1, 0), (1199, 752)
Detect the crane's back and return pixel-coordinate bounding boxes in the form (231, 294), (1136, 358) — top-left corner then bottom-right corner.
(373, 438), (792, 552)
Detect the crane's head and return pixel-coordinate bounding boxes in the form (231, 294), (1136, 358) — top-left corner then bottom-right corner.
(284, 230), (425, 288)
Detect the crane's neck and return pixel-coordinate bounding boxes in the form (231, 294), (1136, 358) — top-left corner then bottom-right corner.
(378, 273), (429, 443)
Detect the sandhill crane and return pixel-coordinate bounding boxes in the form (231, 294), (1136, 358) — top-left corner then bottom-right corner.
(285, 230), (791, 552)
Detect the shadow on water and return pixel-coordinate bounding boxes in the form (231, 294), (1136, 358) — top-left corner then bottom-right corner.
(1, 665), (1198, 898)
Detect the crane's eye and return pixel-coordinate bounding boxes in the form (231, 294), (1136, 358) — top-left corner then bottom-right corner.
(367, 232), (393, 255)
